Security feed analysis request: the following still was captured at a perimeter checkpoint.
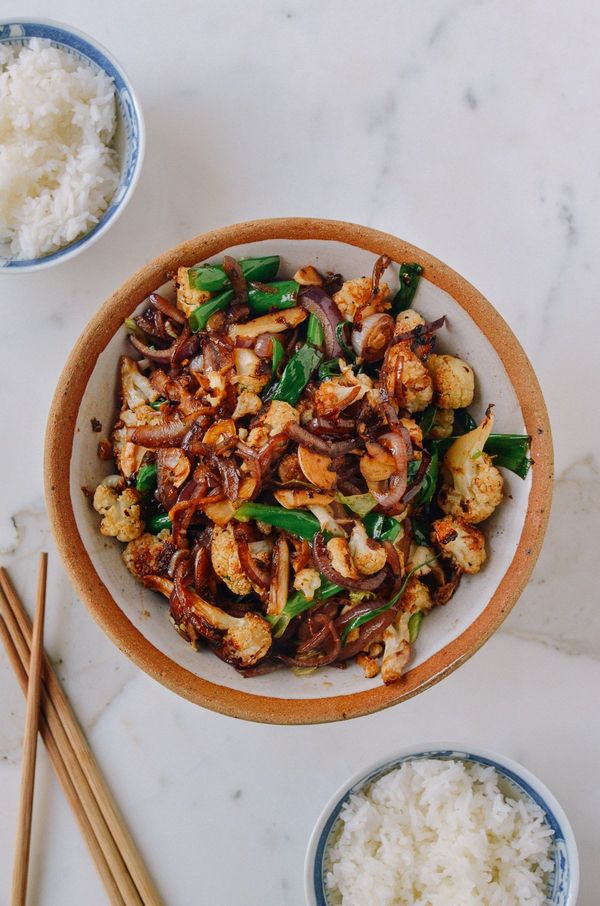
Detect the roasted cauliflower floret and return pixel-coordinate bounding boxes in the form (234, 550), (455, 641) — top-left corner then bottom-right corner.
(313, 370), (370, 418)
(427, 354), (475, 410)
(232, 389), (263, 420)
(333, 276), (391, 323)
(406, 543), (437, 577)
(431, 516), (486, 574)
(293, 568), (321, 601)
(429, 407), (455, 440)
(175, 588), (272, 667)
(93, 484), (144, 542)
(210, 524), (252, 595)
(356, 653), (381, 679)
(381, 612), (411, 685)
(120, 357), (159, 410)
(123, 531), (176, 580)
(394, 309), (425, 335)
(384, 342), (433, 413)
(176, 266), (211, 317)
(112, 403), (163, 479)
(326, 537), (359, 580)
(348, 523), (387, 576)
(438, 408), (503, 523)
(246, 400), (299, 449)
(400, 577), (434, 615)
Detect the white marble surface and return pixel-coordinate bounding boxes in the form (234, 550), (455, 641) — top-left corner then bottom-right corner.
(1, 1), (598, 903)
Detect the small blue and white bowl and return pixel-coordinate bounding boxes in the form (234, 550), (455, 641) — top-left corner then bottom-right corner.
(305, 744), (579, 906)
(0, 19), (145, 273)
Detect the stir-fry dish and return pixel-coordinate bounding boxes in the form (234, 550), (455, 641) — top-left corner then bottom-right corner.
(90, 254), (531, 682)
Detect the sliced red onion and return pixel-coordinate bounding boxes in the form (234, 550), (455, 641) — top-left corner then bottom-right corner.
(132, 416), (196, 448)
(351, 313), (394, 363)
(287, 422), (356, 457)
(312, 533), (386, 591)
(366, 430), (409, 511)
(222, 256), (248, 305)
(299, 286), (344, 358)
(150, 293), (186, 324)
(129, 335), (173, 362)
(254, 334), (276, 358)
(233, 523), (271, 588)
(390, 315), (447, 346)
(335, 609), (397, 661)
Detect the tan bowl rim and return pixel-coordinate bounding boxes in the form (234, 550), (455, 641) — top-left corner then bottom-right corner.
(44, 217), (553, 724)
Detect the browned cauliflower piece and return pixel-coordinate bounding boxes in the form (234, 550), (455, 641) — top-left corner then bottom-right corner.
(429, 407), (455, 440)
(293, 568), (321, 601)
(427, 354), (475, 410)
(431, 516), (486, 574)
(333, 276), (391, 323)
(210, 524), (251, 595)
(123, 531), (176, 580)
(383, 342), (433, 413)
(438, 409), (504, 523)
(246, 400), (299, 449)
(381, 612), (411, 684)
(93, 484), (144, 542)
(176, 266), (211, 317)
(400, 577), (435, 614)
(394, 309), (425, 335)
(348, 523), (387, 576)
(232, 389), (263, 420)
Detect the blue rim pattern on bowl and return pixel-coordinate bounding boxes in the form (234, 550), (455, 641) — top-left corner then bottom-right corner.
(0, 19), (144, 271)
(313, 750), (572, 906)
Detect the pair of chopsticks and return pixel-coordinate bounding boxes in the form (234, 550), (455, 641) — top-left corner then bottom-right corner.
(0, 556), (163, 906)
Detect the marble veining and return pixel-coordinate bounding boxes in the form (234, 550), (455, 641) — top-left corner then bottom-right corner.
(1, 0), (599, 903)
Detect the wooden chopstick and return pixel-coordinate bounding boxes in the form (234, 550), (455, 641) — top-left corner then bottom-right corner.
(11, 553), (47, 906)
(0, 574), (141, 905)
(0, 566), (162, 905)
(0, 609), (126, 906)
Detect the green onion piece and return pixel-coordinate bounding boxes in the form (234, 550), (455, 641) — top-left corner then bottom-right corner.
(418, 405), (437, 437)
(408, 611), (424, 643)
(247, 281), (298, 313)
(430, 432), (532, 479)
(318, 358), (342, 381)
(267, 342), (323, 406)
(234, 502), (320, 541)
(414, 449), (439, 507)
(411, 517), (431, 548)
(336, 492), (378, 518)
(147, 513), (172, 534)
(271, 337), (284, 374)
(188, 256), (280, 292)
(306, 312), (324, 347)
(453, 408), (478, 435)
(341, 556), (438, 644)
(135, 463), (157, 496)
(189, 289), (234, 332)
(485, 435), (532, 479)
(149, 397), (166, 411)
(269, 579), (342, 638)
(393, 263), (424, 313)
(362, 512), (402, 543)
(335, 321), (355, 361)
(123, 317), (148, 342)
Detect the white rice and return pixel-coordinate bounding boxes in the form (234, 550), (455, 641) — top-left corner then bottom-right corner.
(325, 759), (554, 906)
(0, 38), (120, 260)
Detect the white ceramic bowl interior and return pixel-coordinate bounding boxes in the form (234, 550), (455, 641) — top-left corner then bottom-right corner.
(0, 19), (145, 272)
(70, 238), (531, 702)
(305, 744), (579, 906)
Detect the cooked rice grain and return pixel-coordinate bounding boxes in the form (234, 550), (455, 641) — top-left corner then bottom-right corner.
(326, 759), (554, 906)
(0, 38), (119, 259)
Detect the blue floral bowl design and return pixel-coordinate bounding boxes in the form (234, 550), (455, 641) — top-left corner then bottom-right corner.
(0, 19), (145, 272)
(305, 745), (579, 906)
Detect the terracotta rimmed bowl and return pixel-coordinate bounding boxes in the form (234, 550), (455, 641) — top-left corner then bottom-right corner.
(44, 218), (553, 724)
